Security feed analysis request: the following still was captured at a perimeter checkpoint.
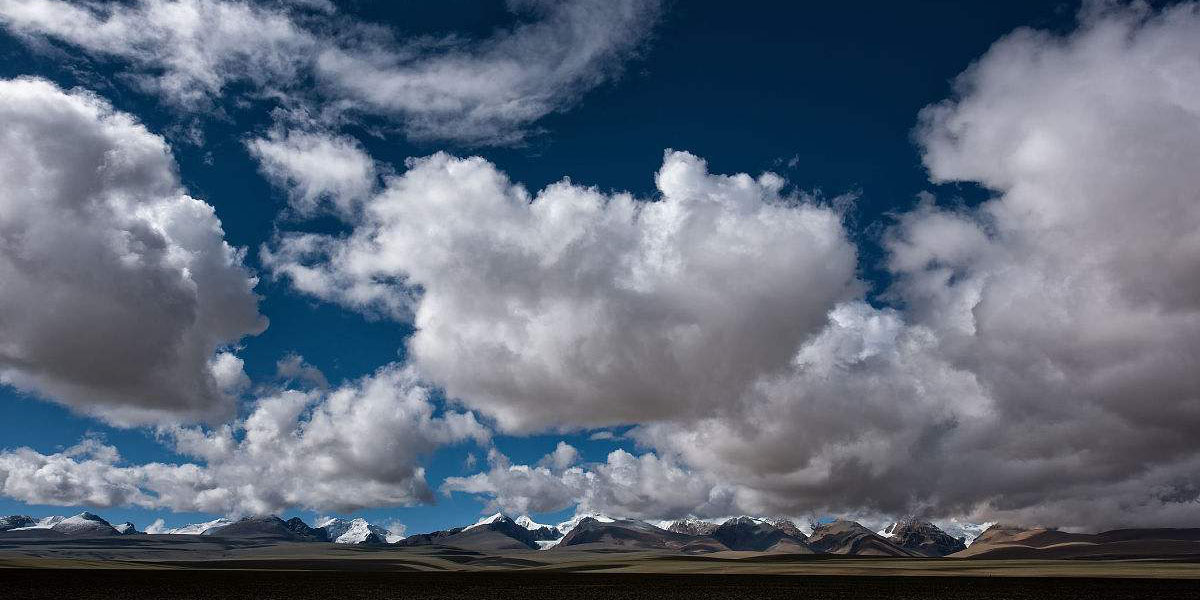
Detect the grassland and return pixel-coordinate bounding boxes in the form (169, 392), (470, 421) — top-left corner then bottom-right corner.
(3, 539), (1200, 599)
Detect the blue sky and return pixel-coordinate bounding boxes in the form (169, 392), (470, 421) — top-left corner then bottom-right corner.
(2, 0), (1200, 535)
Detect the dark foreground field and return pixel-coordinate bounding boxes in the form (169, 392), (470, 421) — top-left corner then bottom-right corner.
(6, 569), (1200, 600)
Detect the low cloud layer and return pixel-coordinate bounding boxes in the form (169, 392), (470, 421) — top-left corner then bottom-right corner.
(0, 77), (265, 425)
(0, 363), (488, 514)
(0, 0), (662, 143)
(442, 444), (735, 520)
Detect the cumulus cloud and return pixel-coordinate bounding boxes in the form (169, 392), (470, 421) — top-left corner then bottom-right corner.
(264, 150), (859, 432)
(892, 2), (1200, 527)
(0, 0), (662, 143)
(0, 76), (265, 426)
(630, 302), (991, 519)
(623, 4), (1200, 529)
(538, 441), (581, 471)
(0, 364), (488, 514)
(8, 2), (1200, 532)
(431, 4), (1200, 530)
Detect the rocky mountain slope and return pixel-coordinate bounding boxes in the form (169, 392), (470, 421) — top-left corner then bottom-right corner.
(878, 518), (966, 556)
(807, 519), (920, 557)
(665, 517), (719, 536)
(201, 515), (325, 541)
(397, 513), (547, 550)
(554, 517), (726, 552)
(709, 516), (812, 552)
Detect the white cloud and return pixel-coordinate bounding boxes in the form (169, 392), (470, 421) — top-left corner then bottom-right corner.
(442, 445), (734, 520)
(434, 4), (1200, 530)
(8, 2), (1200, 532)
(247, 129), (377, 217)
(895, 2), (1200, 527)
(0, 76), (265, 426)
(0, 439), (151, 508)
(538, 441), (581, 471)
(273, 353), (329, 390)
(0, 0), (662, 143)
(264, 150), (860, 432)
(0, 0), (315, 108)
(0, 364), (489, 515)
(311, 0), (662, 143)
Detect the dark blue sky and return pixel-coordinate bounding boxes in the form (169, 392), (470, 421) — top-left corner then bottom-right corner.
(0, 0), (1085, 533)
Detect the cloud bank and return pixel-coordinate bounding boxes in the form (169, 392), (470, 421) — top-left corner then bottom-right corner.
(0, 77), (265, 426)
(0, 364), (487, 514)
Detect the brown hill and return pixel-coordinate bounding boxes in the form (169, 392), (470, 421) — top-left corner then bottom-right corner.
(954, 525), (1200, 559)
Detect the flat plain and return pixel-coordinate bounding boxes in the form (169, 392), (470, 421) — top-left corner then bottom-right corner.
(3, 539), (1200, 600)
(5, 567), (1200, 600)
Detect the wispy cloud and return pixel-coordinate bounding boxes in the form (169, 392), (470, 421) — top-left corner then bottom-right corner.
(0, 0), (663, 144)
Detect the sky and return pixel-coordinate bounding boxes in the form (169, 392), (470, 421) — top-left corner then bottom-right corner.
(1, 0), (1199, 536)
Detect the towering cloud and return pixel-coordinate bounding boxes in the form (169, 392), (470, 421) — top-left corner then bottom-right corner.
(263, 151), (860, 432)
(393, 4), (1200, 529)
(0, 77), (265, 425)
(0, 0), (662, 143)
(629, 4), (1200, 529)
(894, 2), (1200, 527)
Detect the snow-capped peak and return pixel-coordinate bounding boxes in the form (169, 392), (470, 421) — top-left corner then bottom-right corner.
(317, 517), (394, 544)
(48, 512), (116, 535)
(731, 515), (771, 525)
(515, 515), (552, 531)
(556, 512), (615, 534)
(0, 515), (36, 531)
(14, 515), (66, 530)
(464, 512), (510, 531)
(155, 517), (233, 535)
(934, 519), (995, 547)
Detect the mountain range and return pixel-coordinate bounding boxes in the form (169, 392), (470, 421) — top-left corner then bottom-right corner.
(0, 512), (139, 537)
(4, 510), (1199, 560)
